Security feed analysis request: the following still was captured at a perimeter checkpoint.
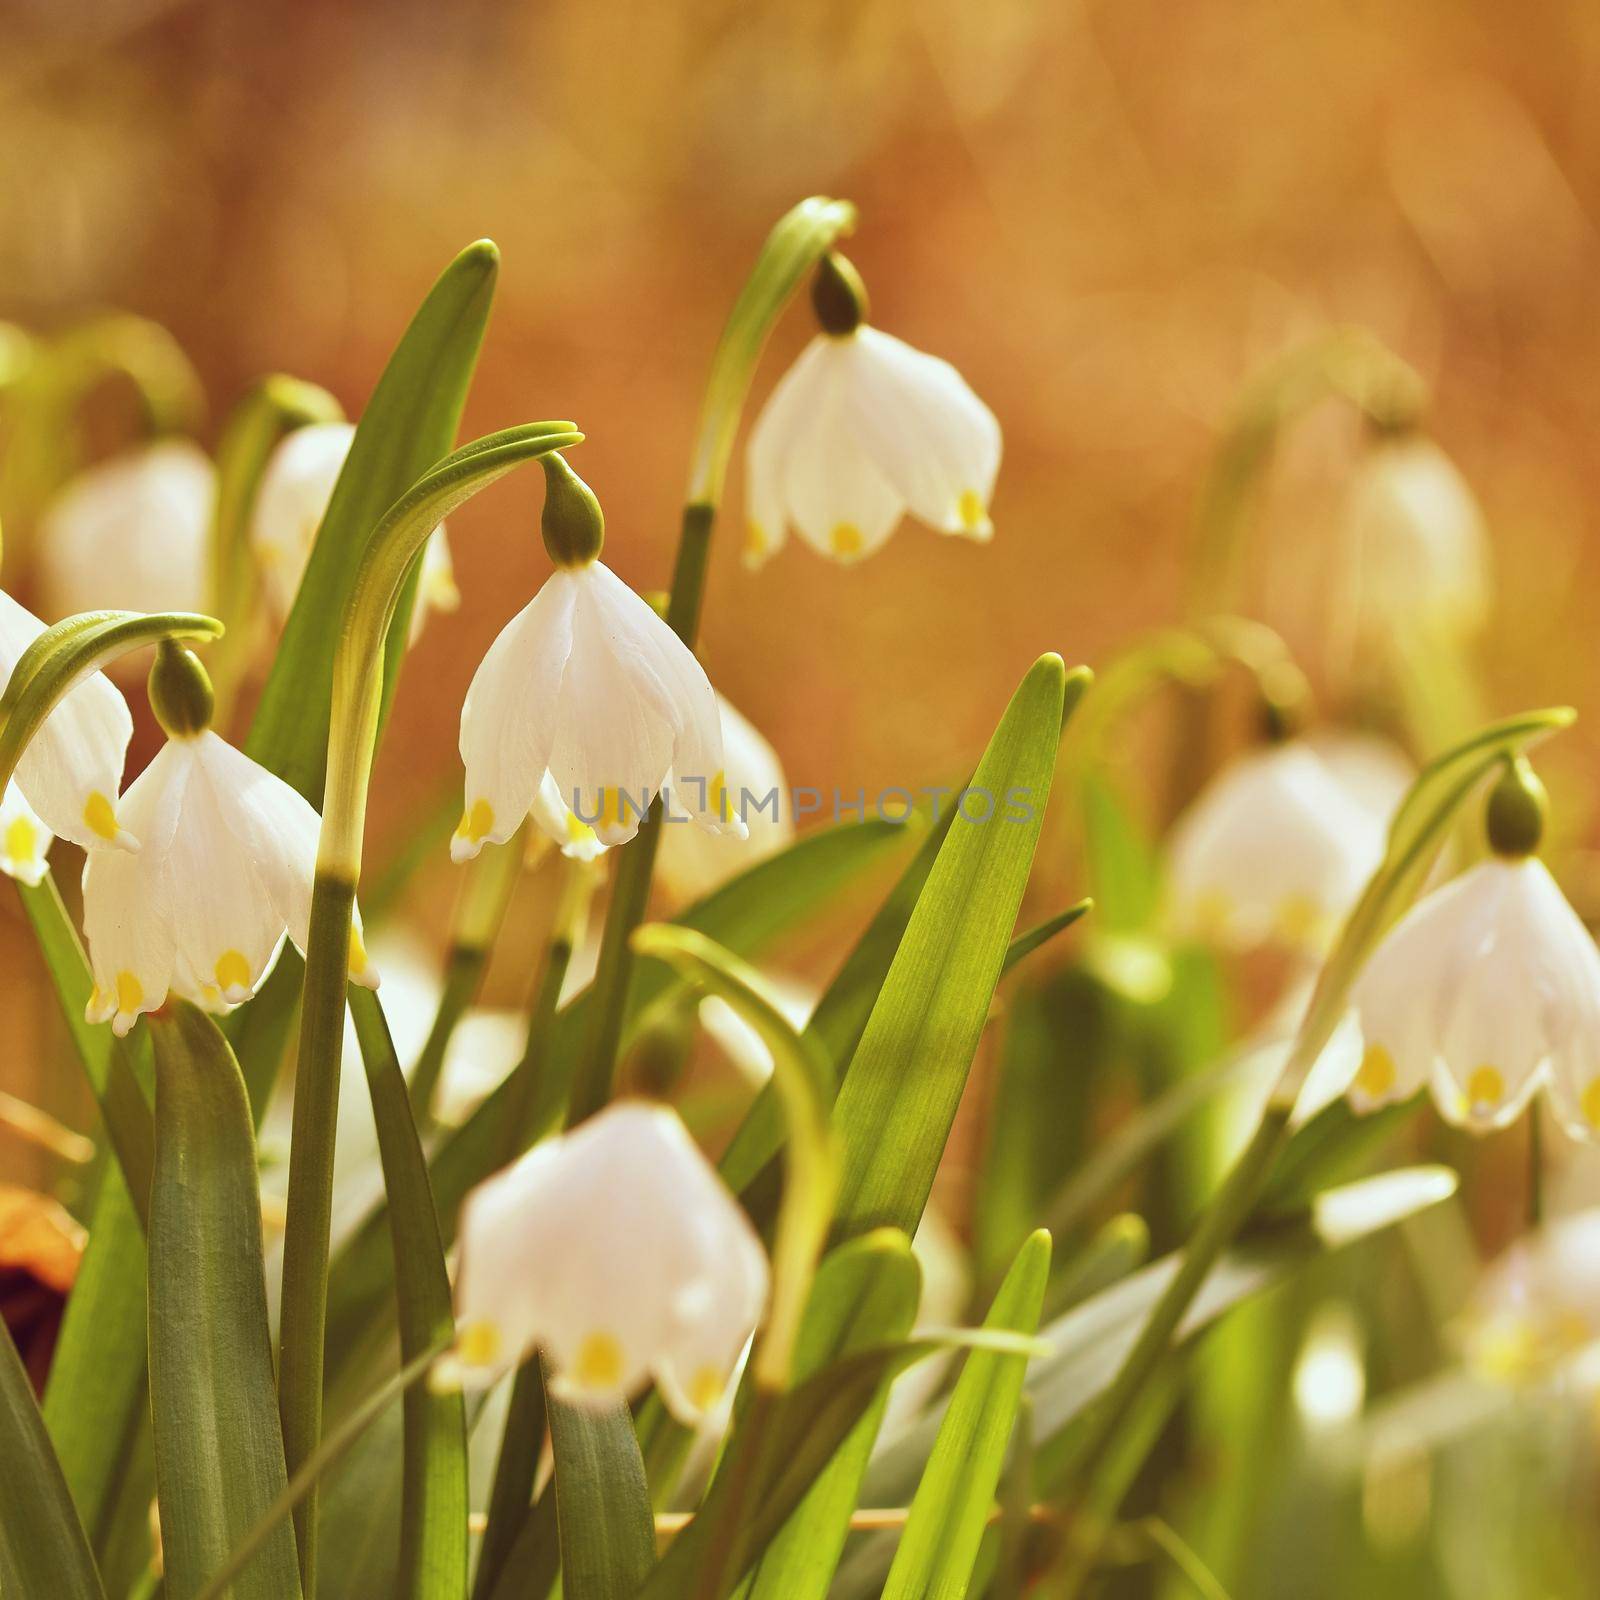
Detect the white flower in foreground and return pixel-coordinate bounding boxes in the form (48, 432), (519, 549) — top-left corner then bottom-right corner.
(252, 422), (458, 636)
(453, 455), (746, 857)
(743, 252), (1000, 568)
(0, 587), (135, 850)
(1338, 434), (1491, 647)
(452, 1100), (769, 1424)
(37, 439), (216, 620)
(1166, 740), (1390, 952)
(1463, 1210), (1600, 1384)
(82, 645), (376, 1036)
(0, 783), (51, 886)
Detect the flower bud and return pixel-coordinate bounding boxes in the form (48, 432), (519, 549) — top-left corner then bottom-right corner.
(539, 454), (605, 568)
(147, 641), (214, 739)
(810, 251), (869, 337)
(1485, 757), (1546, 860)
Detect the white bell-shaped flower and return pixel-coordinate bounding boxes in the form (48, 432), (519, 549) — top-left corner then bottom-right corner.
(452, 1099), (769, 1424)
(1348, 855), (1600, 1139)
(251, 422), (458, 636)
(1166, 740), (1391, 952)
(81, 646), (376, 1036)
(37, 439), (216, 620)
(0, 587), (135, 851)
(1337, 434), (1491, 648)
(0, 783), (51, 886)
(453, 456), (745, 858)
(743, 254), (1000, 568)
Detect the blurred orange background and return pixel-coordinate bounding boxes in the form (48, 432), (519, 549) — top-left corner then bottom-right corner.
(4, 0), (1600, 1169)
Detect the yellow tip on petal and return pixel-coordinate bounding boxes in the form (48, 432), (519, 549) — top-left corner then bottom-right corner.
(709, 769), (729, 824)
(573, 1330), (625, 1390)
(688, 1364), (726, 1414)
(744, 522), (768, 564)
(215, 949), (252, 998)
(456, 1319), (503, 1369)
(115, 970), (143, 1017)
(4, 812), (39, 866)
(84, 791), (119, 842)
(958, 488), (987, 531)
(1275, 893), (1324, 946)
(1355, 1044), (1396, 1100)
(1467, 1065), (1504, 1111)
(457, 798), (495, 846)
(565, 809), (598, 848)
(1582, 1080), (1600, 1132)
(348, 925), (377, 988)
(829, 522), (865, 558)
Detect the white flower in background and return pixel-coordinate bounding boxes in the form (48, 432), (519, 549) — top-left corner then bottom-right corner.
(453, 455), (746, 857)
(251, 422), (458, 636)
(1348, 855), (1600, 1138)
(0, 784), (51, 886)
(1337, 434), (1491, 647)
(658, 695), (794, 900)
(82, 646), (376, 1036)
(37, 439), (216, 621)
(743, 252), (1001, 568)
(0, 587), (135, 851)
(452, 1099), (769, 1424)
(1166, 740), (1390, 952)
(699, 972), (817, 1089)
(1463, 1211), (1600, 1384)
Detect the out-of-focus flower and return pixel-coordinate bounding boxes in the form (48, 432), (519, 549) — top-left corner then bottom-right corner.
(251, 422), (458, 637)
(744, 254), (1001, 567)
(0, 587), (134, 851)
(698, 972), (817, 1088)
(0, 783), (51, 886)
(451, 1099), (768, 1425)
(1463, 1211), (1600, 1384)
(881, 1207), (972, 1436)
(1166, 740), (1390, 952)
(1292, 1302), (1366, 1430)
(658, 695), (793, 900)
(1336, 434), (1491, 649)
(36, 439), (216, 620)
(454, 457), (745, 857)
(82, 647), (376, 1036)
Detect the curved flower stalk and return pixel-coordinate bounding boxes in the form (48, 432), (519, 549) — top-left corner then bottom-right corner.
(1166, 736), (1401, 953)
(0, 593), (170, 851)
(451, 1099), (769, 1424)
(1347, 759), (1600, 1140)
(452, 454), (745, 857)
(81, 642), (377, 1038)
(252, 421), (459, 638)
(743, 252), (1001, 567)
(37, 439), (217, 623)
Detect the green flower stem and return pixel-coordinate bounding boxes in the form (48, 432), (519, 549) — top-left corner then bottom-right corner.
(407, 822), (527, 1126)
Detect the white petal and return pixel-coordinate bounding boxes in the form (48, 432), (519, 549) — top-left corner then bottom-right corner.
(528, 771), (608, 862)
(0, 588), (136, 851)
(455, 572), (578, 861)
(250, 422), (357, 619)
(0, 782), (52, 887)
(742, 336), (833, 569)
(844, 326), (1001, 539)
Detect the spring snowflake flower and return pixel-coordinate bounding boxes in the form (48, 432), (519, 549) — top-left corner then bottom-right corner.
(0, 784), (51, 886)
(37, 439), (216, 620)
(81, 645), (376, 1037)
(0, 587), (135, 851)
(1337, 433), (1491, 648)
(251, 422), (458, 635)
(1166, 739), (1393, 952)
(453, 455), (746, 857)
(1349, 761), (1600, 1139)
(451, 1100), (769, 1424)
(743, 253), (1001, 568)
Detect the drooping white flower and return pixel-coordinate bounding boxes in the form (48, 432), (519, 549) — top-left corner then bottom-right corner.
(82, 719), (377, 1037)
(0, 587), (135, 851)
(36, 439), (216, 620)
(699, 971), (817, 1089)
(452, 1099), (769, 1424)
(1337, 434), (1491, 648)
(1348, 855), (1600, 1140)
(251, 422), (458, 636)
(0, 783), (51, 886)
(1166, 740), (1391, 952)
(743, 258), (1000, 567)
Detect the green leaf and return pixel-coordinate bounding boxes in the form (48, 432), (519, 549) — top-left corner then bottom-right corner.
(735, 1230), (922, 1600)
(244, 240), (499, 803)
(1079, 772), (1162, 934)
(830, 655), (1073, 1239)
(881, 1230), (1050, 1600)
(324, 817), (912, 1372)
(0, 1319), (106, 1600)
(146, 1003), (302, 1600)
(546, 1380), (655, 1600)
(1001, 900), (1093, 977)
(472, 1359), (547, 1600)
(0, 608), (223, 792)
